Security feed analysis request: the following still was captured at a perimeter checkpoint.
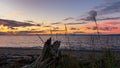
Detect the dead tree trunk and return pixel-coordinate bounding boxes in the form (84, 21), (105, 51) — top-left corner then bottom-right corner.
(22, 38), (61, 68)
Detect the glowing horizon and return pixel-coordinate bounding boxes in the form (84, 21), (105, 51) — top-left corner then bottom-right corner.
(0, 20), (120, 34)
(0, 0), (120, 34)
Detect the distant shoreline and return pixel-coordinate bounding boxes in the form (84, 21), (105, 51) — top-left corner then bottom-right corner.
(0, 34), (120, 36)
(0, 47), (120, 52)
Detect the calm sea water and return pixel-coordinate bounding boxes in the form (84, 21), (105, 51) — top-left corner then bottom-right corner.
(0, 35), (120, 49)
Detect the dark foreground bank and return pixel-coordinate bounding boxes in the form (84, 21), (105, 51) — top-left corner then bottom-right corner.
(0, 47), (120, 68)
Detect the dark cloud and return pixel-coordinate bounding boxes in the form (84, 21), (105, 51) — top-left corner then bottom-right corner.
(8, 27), (17, 30)
(98, 17), (120, 20)
(81, 16), (120, 21)
(24, 20), (41, 26)
(38, 30), (45, 33)
(73, 31), (85, 34)
(28, 30), (46, 33)
(94, 0), (120, 15)
(100, 1), (120, 15)
(86, 27), (91, 30)
(53, 27), (59, 30)
(92, 26), (97, 30)
(80, 10), (97, 21)
(51, 30), (64, 32)
(18, 30), (46, 34)
(105, 0), (120, 3)
(70, 27), (77, 30)
(100, 27), (118, 31)
(0, 19), (38, 27)
(43, 26), (51, 27)
(51, 21), (86, 26)
(25, 20), (35, 23)
(66, 22), (86, 25)
(91, 26), (118, 31)
(51, 22), (62, 25)
(63, 17), (74, 21)
(81, 1), (120, 21)
(100, 27), (110, 31)
(35, 24), (41, 26)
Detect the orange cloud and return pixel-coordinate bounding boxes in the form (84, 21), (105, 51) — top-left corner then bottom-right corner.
(0, 19), (119, 34)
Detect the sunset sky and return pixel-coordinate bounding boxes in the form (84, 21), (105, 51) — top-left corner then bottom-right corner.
(0, 0), (120, 34)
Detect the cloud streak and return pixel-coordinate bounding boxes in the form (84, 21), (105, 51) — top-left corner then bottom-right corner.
(63, 17), (74, 21)
(93, 0), (120, 15)
(0, 19), (40, 27)
(99, 1), (120, 15)
(85, 21), (120, 32)
(79, 10), (97, 21)
(51, 22), (62, 25)
(70, 27), (77, 30)
(80, 0), (120, 21)
(66, 22), (86, 25)
(91, 26), (118, 31)
(81, 17), (120, 21)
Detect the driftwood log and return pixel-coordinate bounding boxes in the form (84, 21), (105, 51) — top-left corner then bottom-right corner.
(22, 38), (61, 68)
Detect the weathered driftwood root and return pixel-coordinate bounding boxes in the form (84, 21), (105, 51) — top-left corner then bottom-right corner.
(22, 38), (61, 68)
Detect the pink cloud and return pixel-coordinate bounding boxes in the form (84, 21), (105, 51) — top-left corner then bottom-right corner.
(83, 21), (120, 34)
(107, 28), (120, 34)
(102, 21), (119, 26)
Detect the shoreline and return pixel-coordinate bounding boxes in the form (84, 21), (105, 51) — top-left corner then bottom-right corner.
(0, 47), (120, 68)
(0, 47), (120, 57)
(0, 34), (120, 36)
